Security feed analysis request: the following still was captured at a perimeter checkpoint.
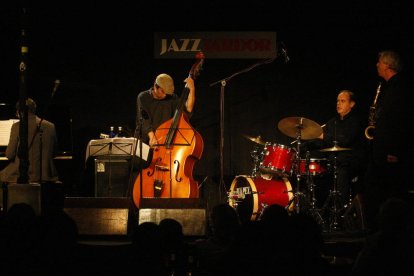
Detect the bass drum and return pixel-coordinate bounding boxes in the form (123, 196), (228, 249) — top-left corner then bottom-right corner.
(228, 175), (293, 223)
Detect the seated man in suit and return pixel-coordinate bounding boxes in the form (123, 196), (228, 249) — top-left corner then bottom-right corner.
(0, 98), (59, 183)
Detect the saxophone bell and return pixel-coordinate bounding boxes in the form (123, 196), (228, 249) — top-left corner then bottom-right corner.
(365, 125), (375, 140)
(365, 83), (382, 140)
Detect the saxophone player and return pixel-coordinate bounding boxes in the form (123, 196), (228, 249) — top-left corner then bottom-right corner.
(363, 50), (414, 232)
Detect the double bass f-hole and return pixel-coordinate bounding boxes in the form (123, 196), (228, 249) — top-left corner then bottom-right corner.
(174, 160), (182, 182)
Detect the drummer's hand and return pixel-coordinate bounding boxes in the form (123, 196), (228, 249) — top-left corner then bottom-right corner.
(387, 154), (398, 163)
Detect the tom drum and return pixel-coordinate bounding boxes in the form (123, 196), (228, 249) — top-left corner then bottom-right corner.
(299, 158), (329, 176)
(259, 143), (296, 176)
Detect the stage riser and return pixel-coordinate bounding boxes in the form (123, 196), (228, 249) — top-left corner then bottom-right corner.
(139, 208), (206, 236)
(64, 197), (133, 236)
(64, 197), (206, 237)
(2, 184), (41, 215)
(1, 182), (65, 215)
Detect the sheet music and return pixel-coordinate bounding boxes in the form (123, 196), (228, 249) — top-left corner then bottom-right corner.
(0, 119), (19, 146)
(85, 137), (150, 162)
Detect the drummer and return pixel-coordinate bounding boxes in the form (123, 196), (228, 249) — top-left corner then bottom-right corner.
(317, 90), (366, 209)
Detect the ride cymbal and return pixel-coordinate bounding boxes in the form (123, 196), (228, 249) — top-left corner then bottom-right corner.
(320, 145), (351, 152)
(278, 117), (323, 140)
(242, 134), (266, 145)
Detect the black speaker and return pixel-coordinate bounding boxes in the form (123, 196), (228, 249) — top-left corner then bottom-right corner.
(138, 198), (207, 237)
(64, 197), (134, 236)
(94, 156), (130, 197)
(2, 183), (42, 215)
(1, 182), (65, 216)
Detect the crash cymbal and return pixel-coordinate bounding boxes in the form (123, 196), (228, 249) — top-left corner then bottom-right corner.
(242, 134), (266, 145)
(320, 145), (351, 152)
(278, 117), (323, 140)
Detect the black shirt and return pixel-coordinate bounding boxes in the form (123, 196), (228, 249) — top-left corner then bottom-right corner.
(373, 73), (414, 165)
(322, 109), (366, 169)
(135, 88), (191, 144)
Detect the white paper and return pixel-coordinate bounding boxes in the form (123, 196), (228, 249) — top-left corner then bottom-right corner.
(134, 139), (150, 161)
(0, 119), (19, 146)
(85, 137), (149, 162)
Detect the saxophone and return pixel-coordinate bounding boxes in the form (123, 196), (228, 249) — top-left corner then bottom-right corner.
(365, 82), (382, 140)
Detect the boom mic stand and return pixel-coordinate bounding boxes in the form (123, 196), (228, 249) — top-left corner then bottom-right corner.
(209, 57), (276, 202)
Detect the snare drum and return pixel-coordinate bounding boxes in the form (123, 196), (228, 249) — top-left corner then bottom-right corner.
(299, 158), (328, 176)
(259, 143), (296, 176)
(228, 175), (293, 223)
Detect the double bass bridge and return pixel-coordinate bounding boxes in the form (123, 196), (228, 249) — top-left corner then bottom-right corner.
(155, 164), (170, 171)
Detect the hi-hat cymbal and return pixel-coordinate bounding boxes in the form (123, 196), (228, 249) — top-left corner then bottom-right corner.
(278, 117), (323, 140)
(320, 145), (351, 152)
(242, 134), (266, 145)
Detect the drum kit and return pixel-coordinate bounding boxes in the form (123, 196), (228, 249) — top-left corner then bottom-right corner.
(228, 116), (351, 231)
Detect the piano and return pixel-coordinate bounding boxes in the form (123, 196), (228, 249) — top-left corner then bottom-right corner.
(0, 103), (15, 162)
(1, 102), (74, 193)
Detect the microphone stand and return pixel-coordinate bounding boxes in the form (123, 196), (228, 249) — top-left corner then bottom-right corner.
(128, 109), (146, 210)
(209, 57), (275, 201)
(17, 7), (29, 184)
(34, 80), (59, 183)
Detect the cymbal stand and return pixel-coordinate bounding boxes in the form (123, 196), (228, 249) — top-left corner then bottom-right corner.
(321, 142), (343, 231)
(250, 144), (263, 178)
(286, 120), (307, 214)
(304, 151), (325, 226)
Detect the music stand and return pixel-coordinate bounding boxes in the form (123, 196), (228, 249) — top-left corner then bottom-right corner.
(153, 127), (195, 147)
(87, 138), (143, 197)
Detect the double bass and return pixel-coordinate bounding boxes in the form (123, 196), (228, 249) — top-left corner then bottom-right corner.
(132, 53), (205, 208)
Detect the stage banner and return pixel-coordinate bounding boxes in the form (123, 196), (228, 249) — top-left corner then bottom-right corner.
(154, 32), (277, 59)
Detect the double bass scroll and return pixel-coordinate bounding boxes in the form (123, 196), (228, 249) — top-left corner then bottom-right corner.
(132, 52), (205, 208)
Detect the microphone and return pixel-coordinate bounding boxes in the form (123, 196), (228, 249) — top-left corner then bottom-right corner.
(51, 79), (61, 98)
(280, 42), (290, 63)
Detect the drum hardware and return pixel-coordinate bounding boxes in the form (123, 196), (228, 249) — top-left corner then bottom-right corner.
(320, 141), (351, 231)
(303, 151), (325, 227)
(257, 202), (269, 221)
(250, 145), (264, 178)
(242, 134), (266, 177)
(278, 117), (323, 214)
(304, 152), (317, 209)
